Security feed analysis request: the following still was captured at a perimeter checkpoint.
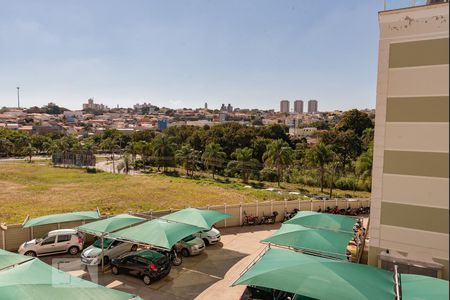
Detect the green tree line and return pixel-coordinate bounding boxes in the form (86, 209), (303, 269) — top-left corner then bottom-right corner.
(0, 109), (374, 193)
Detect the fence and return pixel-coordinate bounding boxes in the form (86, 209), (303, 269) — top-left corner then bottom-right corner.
(0, 198), (370, 251)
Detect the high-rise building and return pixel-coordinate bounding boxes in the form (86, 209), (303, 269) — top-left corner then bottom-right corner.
(227, 103), (233, 113)
(369, 1), (449, 279)
(307, 100), (318, 113)
(280, 100), (289, 113)
(294, 100), (304, 113)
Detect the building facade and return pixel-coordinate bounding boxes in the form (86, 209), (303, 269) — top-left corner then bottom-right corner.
(280, 100), (289, 113)
(369, 2), (449, 279)
(307, 100), (318, 113)
(294, 100), (304, 113)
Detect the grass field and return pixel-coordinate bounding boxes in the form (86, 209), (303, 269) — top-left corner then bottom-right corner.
(0, 162), (370, 224)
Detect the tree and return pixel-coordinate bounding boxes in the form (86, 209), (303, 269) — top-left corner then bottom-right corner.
(335, 109), (373, 136)
(321, 130), (361, 171)
(251, 137), (271, 163)
(263, 139), (294, 187)
(176, 144), (200, 177)
(307, 143), (334, 192)
(229, 147), (259, 183)
(117, 153), (131, 174)
(23, 144), (37, 163)
(0, 138), (14, 157)
(202, 142), (226, 179)
(356, 142), (373, 182)
(328, 157), (340, 199)
(361, 128), (374, 151)
(151, 134), (175, 172)
(100, 138), (120, 173)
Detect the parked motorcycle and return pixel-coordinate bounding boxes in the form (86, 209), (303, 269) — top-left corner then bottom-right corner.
(155, 248), (183, 266)
(260, 211), (278, 224)
(242, 211), (259, 226)
(283, 209), (299, 221)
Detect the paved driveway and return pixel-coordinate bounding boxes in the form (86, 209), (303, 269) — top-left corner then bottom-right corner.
(40, 224), (280, 300)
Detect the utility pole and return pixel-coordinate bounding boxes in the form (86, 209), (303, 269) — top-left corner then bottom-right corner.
(16, 87), (20, 108)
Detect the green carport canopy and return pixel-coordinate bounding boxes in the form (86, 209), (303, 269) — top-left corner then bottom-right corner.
(400, 274), (449, 300)
(0, 249), (32, 270)
(232, 248), (395, 300)
(108, 219), (203, 250)
(23, 210), (100, 228)
(261, 224), (353, 259)
(76, 214), (145, 236)
(0, 258), (141, 300)
(284, 211), (356, 233)
(161, 208), (232, 229)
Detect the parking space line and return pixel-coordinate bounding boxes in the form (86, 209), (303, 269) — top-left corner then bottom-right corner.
(181, 267), (223, 280)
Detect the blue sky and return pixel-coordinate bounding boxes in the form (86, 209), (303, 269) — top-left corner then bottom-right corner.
(0, 1), (410, 111)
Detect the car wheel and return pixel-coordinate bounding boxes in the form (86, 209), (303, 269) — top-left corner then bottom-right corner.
(102, 256), (110, 265)
(181, 248), (190, 257)
(112, 266), (119, 275)
(143, 275), (152, 285)
(202, 238), (210, 246)
(68, 246), (79, 255)
(24, 251), (36, 257)
(131, 244), (138, 251)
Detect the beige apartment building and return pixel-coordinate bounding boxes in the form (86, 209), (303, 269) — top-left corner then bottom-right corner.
(369, 1), (449, 279)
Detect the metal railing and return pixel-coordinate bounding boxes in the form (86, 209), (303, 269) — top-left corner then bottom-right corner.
(383, 0), (447, 11)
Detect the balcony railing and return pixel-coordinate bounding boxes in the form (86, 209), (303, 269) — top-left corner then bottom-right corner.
(383, 0), (448, 11)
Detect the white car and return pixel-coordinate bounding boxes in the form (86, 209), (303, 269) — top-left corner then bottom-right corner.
(18, 229), (85, 257)
(81, 239), (137, 266)
(194, 228), (221, 245)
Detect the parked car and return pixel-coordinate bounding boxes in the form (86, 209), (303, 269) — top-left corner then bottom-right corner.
(194, 227), (221, 245)
(81, 238), (137, 266)
(111, 250), (171, 285)
(18, 229), (85, 257)
(240, 286), (307, 300)
(175, 235), (205, 257)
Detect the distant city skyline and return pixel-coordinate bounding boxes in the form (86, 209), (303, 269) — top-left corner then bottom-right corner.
(0, 1), (386, 111)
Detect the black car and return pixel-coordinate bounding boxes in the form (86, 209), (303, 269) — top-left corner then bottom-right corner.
(241, 286), (315, 300)
(111, 250), (171, 285)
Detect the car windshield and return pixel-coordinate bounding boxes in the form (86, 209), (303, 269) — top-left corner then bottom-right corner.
(93, 238), (114, 248)
(36, 233), (48, 243)
(182, 235), (195, 242)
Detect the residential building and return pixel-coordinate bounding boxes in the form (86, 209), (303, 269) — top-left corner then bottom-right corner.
(82, 98), (109, 111)
(294, 100), (304, 113)
(307, 100), (318, 113)
(369, 1), (449, 279)
(280, 100), (289, 113)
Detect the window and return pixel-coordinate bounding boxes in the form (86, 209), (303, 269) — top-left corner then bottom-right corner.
(41, 236), (56, 245)
(136, 257), (149, 266)
(57, 235), (71, 243)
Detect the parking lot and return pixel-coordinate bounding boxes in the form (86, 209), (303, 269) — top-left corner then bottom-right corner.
(39, 224), (280, 300)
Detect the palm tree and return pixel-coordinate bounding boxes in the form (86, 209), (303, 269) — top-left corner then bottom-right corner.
(328, 158), (340, 199)
(151, 134), (175, 172)
(263, 139), (294, 187)
(100, 138), (120, 173)
(307, 142), (334, 192)
(176, 144), (200, 177)
(230, 147), (258, 183)
(202, 142), (226, 179)
(117, 153), (131, 174)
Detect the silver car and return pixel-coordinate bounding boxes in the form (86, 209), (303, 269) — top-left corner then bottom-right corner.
(175, 235), (205, 257)
(81, 239), (138, 265)
(18, 229), (85, 257)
